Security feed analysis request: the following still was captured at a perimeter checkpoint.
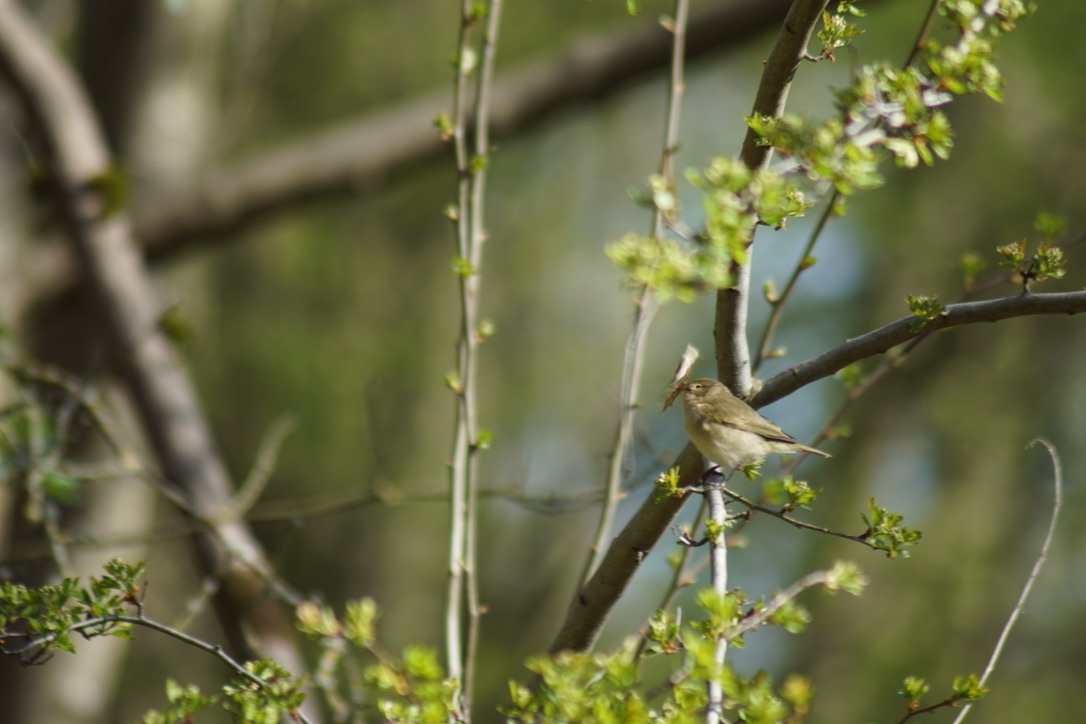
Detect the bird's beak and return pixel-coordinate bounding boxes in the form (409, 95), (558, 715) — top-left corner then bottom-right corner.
(662, 383), (686, 412)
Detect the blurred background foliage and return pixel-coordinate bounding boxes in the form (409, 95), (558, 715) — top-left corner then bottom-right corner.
(2, 0), (1085, 722)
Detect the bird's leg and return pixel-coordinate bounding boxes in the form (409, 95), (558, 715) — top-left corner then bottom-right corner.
(699, 465), (723, 484)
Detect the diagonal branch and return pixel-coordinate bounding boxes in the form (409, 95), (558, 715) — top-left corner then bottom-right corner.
(550, 0), (832, 657)
(549, 288), (1086, 654)
(16, 0), (805, 322)
(753, 291), (1086, 408)
(0, 0), (306, 678)
(134, 0), (797, 256)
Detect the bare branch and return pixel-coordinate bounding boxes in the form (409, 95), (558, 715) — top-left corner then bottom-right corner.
(549, 444), (704, 654)
(15, 0), (804, 324)
(705, 484), (729, 724)
(717, 0), (832, 393)
(717, 485), (883, 551)
(550, 287), (1086, 654)
(949, 439), (1063, 724)
(584, 0), (693, 587)
(0, 0), (304, 671)
(754, 291), (1086, 408)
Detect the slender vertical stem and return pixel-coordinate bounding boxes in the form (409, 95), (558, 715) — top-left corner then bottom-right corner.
(462, 0), (503, 708)
(445, 0), (475, 693)
(446, 0), (502, 715)
(582, 0), (690, 586)
(705, 486), (729, 724)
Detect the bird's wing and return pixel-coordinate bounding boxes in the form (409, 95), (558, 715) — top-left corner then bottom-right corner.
(716, 412), (797, 444)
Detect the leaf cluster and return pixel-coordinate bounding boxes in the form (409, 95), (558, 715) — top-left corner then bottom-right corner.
(0, 558), (143, 661)
(508, 562), (863, 724)
(608, 0), (1033, 302)
(996, 213), (1068, 291)
(899, 672), (988, 719)
(608, 159), (811, 302)
(861, 497), (922, 558)
(297, 598), (459, 723)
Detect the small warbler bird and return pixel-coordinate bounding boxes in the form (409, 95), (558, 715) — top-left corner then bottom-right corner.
(667, 378), (830, 471)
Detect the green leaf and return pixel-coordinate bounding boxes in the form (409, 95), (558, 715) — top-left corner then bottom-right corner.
(344, 597), (377, 646)
(824, 560), (867, 595)
(84, 166), (129, 219)
(1033, 209), (1065, 239)
(906, 295), (944, 330)
(451, 256), (476, 279)
(862, 497), (922, 558)
(474, 428), (493, 450)
(769, 599), (811, 633)
(835, 362), (865, 391)
(653, 467), (683, 500)
(296, 601), (341, 639)
(432, 112), (453, 140)
(956, 251), (986, 291)
(997, 239), (1027, 269)
(951, 673), (989, 701)
(901, 675), (930, 703)
(41, 471), (81, 505)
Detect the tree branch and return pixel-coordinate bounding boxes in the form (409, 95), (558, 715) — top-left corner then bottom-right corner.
(754, 291), (1086, 408)
(550, 0), (832, 657)
(717, 0), (831, 393)
(16, 0), (804, 322)
(549, 288), (1086, 654)
(0, 0), (305, 677)
(549, 445), (704, 654)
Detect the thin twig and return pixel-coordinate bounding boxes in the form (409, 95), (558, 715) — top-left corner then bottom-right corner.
(444, 0), (475, 692)
(462, 0), (503, 710)
(445, 0), (503, 713)
(583, 0), (689, 586)
(232, 415), (296, 517)
(8, 362), (201, 519)
(753, 0), (950, 380)
(905, 0), (943, 68)
(10, 612), (313, 724)
(753, 193), (837, 374)
(723, 569), (833, 640)
(717, 485), (884, 551)
(948, 439), (1063, 724)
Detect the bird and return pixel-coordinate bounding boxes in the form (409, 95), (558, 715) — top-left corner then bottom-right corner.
(667, 378), (830, 472)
